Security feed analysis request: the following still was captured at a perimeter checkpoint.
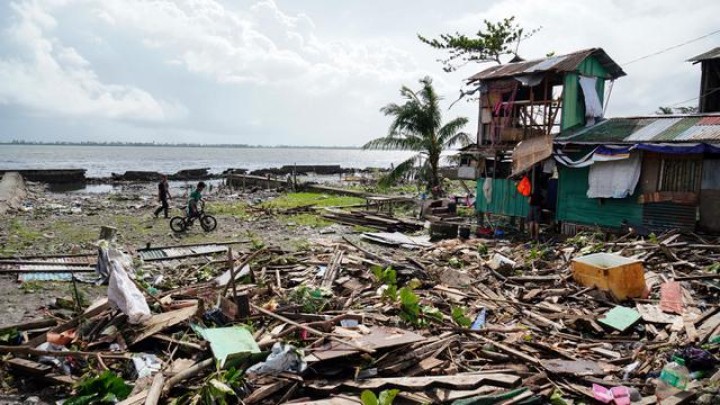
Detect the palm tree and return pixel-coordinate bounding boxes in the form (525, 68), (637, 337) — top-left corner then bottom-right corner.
(363, 77), (471, 191)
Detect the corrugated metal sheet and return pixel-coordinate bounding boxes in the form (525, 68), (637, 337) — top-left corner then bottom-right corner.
(475, 178), (529, 217)
(675, 125), (720, 141)
(698, 116), (720, 125)
(625, 118), (682, 141)
(18, 273), (73, 282)
(139, 244), (228, 261)
(642, 202), (696, 232)
(556, 115), (720, 144)
(688, 47), (720, 63)
(468, 48), (625, 82)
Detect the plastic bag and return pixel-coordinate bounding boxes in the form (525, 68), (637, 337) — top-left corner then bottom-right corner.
(108, 257), (151, 324)
(247, 343), (306, 376)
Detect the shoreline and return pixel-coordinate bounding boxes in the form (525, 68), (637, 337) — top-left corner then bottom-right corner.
(0, 165), (390, 185)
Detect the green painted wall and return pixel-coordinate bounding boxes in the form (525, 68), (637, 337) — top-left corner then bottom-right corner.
(556, 165), (642, 228)
(476, 178), (529, 217)
(561, 56), (608, 130)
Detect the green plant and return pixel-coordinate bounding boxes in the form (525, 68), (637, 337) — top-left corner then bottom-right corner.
(196, 367), (244, 405)
(707, 263), (720, 273)
(451, 306), (472, 328)
(0, 328), (20, 344)
(448, 257), (463, 269)
(288, 284), (332, 314)
(398, 287), (421, 325)
(65, 371), (131, 405)
(648, 232), (658, 244)
(174, 367), (245, 405)
(361, 389), (399, 405)
(476, 244), (488, 255)
(371, 266), (397, 286)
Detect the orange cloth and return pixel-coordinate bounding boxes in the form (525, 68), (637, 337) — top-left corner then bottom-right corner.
(517, 176), (532, 197)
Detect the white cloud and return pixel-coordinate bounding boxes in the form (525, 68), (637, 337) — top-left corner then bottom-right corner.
(82, 0), (423, 95)
(0, 0), (183, 122)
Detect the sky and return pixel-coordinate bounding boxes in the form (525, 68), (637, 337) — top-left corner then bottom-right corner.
(0, 0), (718, 146)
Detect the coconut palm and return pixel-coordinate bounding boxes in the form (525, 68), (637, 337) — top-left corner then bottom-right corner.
(363, 77), (471, 191)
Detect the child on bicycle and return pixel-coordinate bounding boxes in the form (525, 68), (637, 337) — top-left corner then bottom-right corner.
(187, 181), (206, 220)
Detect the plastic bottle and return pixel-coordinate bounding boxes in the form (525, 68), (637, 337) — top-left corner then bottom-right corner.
(655, 356), (690, 403)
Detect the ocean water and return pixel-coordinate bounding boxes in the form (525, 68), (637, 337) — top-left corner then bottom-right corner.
(0, 145), (417, 178)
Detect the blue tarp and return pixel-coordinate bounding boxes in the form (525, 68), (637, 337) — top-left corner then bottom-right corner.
(596, 143), (720, 155)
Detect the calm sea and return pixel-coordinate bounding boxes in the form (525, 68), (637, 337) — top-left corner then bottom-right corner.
(0, 145), (417, 178)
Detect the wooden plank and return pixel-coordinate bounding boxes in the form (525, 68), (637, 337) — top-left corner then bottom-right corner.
(130, 304), (198, 345)
(7, 358), (51, 375)
(697, 310), (720, 342)
(307, 372), (521, 391)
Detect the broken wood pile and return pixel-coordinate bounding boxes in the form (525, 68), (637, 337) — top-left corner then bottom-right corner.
(321, 209), (424, 232)
(1, 231), (720, 404)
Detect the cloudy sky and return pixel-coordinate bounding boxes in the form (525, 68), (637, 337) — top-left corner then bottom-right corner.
(0, 0), (718, 146)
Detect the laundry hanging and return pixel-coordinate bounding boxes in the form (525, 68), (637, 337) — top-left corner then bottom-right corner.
(483, 177), (493, 204)
(587, 153), (641, 199)
(579, 76), (604, 126)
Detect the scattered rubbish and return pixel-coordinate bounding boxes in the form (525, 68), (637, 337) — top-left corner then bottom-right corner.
(247, 342), (306, 376)
(1, 225), (720, 403)
(598, 306), (642, 332)
(572, 253), (646, 300)
(196, 325), (260, 368)
(106, 254), (151, 324)
(471, 307), (486, 330)
(132, 353), (162, 379)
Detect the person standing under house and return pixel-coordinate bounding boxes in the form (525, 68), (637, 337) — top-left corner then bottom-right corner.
(153, 175), (171, 218)
(527, 188), (543, 241)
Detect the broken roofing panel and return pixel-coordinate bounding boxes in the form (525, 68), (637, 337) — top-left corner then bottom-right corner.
(555, 115), (720, 144)
(468, 48), (626, 82)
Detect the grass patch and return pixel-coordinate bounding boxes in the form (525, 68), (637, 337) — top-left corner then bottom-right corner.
(263, 192), (364, 210)
(284, 213), (332, 228)
(212, 202), (249, 218)
(1, 218), (44, 254)
(352, 225), (376, 233)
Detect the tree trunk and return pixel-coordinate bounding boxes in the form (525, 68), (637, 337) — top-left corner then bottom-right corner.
(429, 153), (440, 197)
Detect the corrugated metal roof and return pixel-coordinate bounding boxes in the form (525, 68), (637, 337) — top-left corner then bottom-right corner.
(556, 114), (720, 144)
(468, 48), (625, 82)
(688, 47), (720, 63)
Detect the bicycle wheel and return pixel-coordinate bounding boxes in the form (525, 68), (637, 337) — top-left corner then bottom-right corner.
(170, 216), (187, 233)
(200, 215), (217, 232)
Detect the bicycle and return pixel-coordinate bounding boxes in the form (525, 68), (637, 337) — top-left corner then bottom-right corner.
(170, 201), (217, 233)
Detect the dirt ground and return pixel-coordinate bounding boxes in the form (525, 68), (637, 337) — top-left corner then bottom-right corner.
(0, 181), (363, 327)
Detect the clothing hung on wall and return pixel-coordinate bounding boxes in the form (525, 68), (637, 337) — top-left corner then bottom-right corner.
(587, 152), (641, 199)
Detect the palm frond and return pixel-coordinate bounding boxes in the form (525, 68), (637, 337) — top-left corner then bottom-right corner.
(441, 132), (472, 149)
(437, 117), (470, 145)
(378, 154), (423, 188)
(362, 136), (425, 151)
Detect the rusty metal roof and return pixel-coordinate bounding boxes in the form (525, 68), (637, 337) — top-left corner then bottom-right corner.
(555, 114), (720, 144)
(468, 48), (625, 82)
(688, 47), (720, 64)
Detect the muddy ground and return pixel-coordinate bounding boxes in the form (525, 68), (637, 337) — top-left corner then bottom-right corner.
(0, 181), (378, 328)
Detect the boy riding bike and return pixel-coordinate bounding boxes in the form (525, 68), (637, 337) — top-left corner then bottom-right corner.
(187, 181), (206, 222)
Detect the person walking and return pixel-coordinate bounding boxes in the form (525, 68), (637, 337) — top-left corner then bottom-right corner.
(153, 175), (171, 218)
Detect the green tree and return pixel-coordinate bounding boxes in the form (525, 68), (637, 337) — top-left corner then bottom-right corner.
(656, 106), (698, 115)
(418, 16), (539, 72)
(363, 77), (470, 190)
